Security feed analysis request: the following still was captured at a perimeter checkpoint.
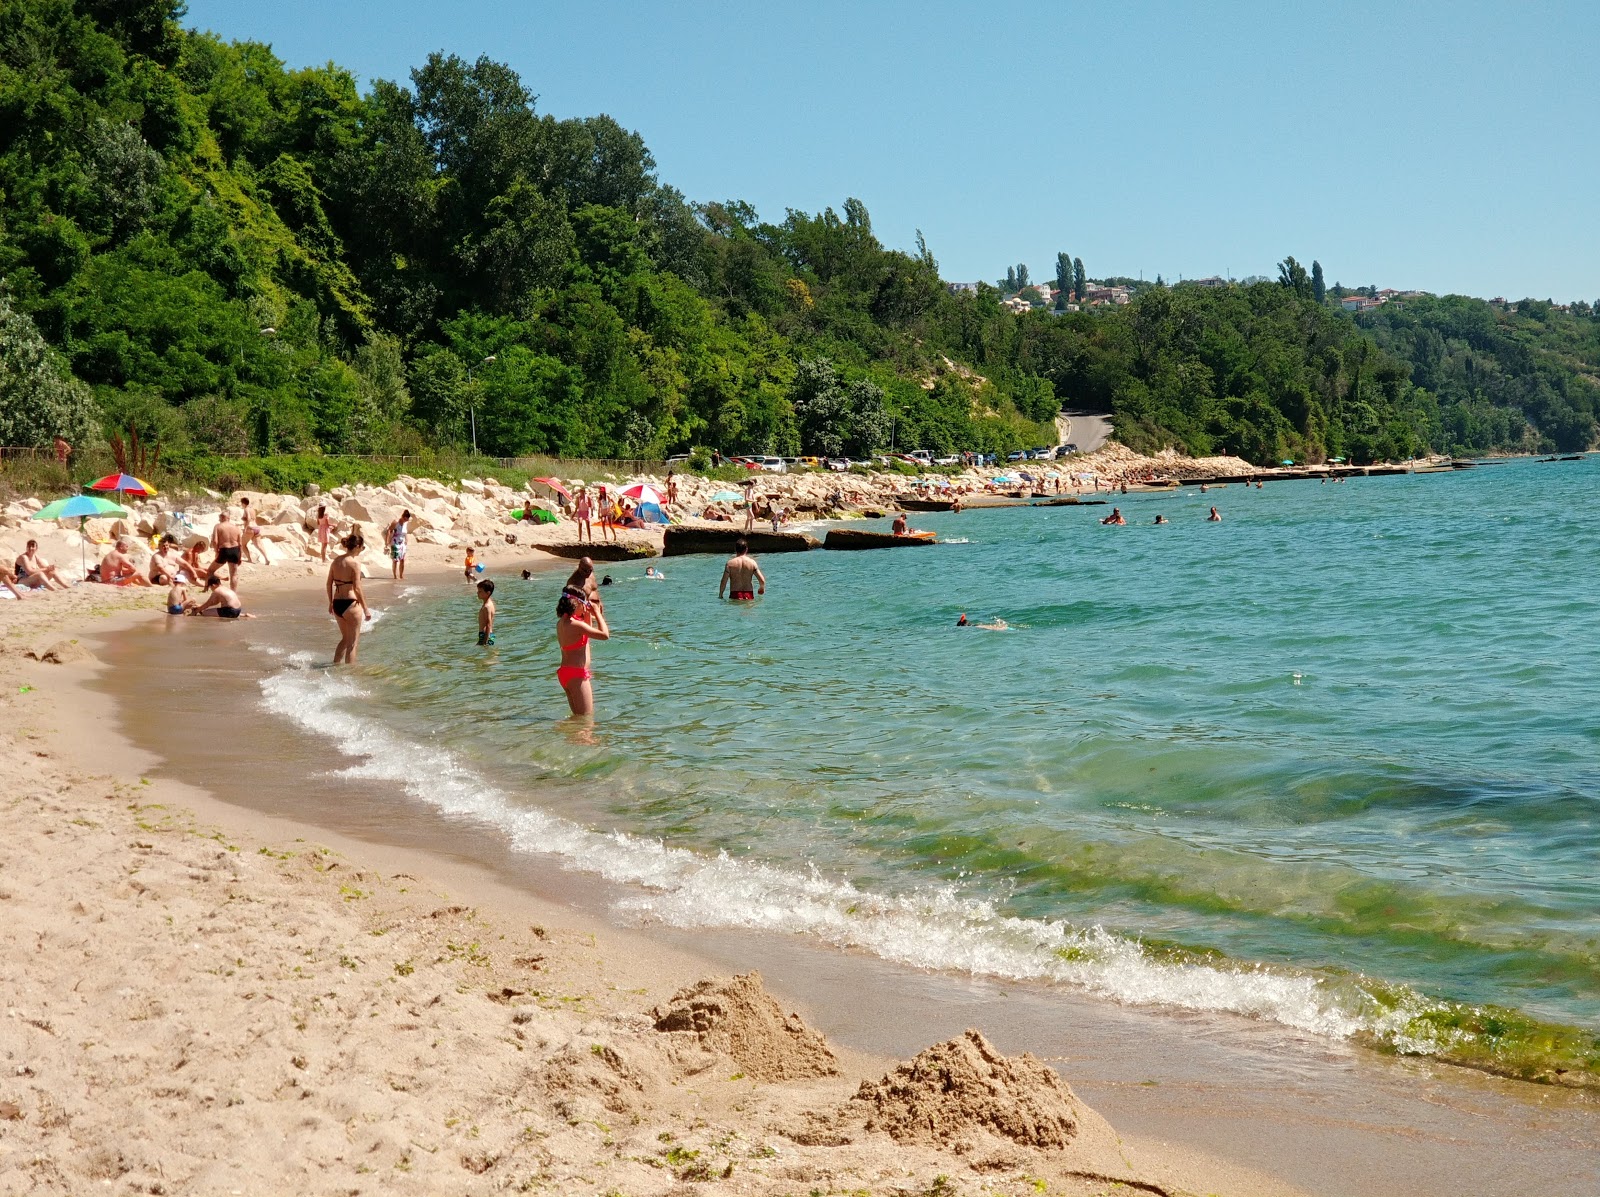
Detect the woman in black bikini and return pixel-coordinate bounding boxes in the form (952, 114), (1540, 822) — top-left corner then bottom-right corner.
(326, 532), (369, 665)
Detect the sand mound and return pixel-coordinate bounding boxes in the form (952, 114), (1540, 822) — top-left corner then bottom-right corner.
(850, 1028), (1079, 1149)
(651, 971), (839, 1082)
(24, 640), (97, 665)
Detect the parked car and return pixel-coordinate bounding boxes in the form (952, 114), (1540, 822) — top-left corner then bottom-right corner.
(934, 455), (960, 466)
(665, 453), (690, 465)
(907, 450), (934, 465)
(796, 456), (823, 468)
(753, 456), (787, 473)
(826, 458), (851, 472)
(1059, 443), (1079, 455)
(1007, 450), (1029, 462)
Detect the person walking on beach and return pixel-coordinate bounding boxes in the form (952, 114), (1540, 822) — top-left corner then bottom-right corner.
(238, 497), (266, 565)
(556, 589), (609, 716)
(742, 478), (756, 532)
(719, 538), (766, 601)
(210, 511), (243, 587)
(316, 505), (333, 562)
(327, 532), (370, 665)
(385, 510), (411, 581)
(574, 487), (593, 543)
(476, 578), (496, 646)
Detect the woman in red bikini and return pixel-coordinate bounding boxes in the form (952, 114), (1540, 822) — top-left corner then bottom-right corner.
(556, 589), (610, 716)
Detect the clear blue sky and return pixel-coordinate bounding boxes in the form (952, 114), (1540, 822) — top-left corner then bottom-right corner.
(185, 0), (1596, 301)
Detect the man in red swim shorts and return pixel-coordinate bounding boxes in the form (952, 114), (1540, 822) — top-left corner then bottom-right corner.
(718, 538), (766, 602)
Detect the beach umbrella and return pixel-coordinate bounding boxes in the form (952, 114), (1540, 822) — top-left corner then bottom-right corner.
(621, 483), (664, 505)
(711, 490), (743, 502)
(1329, 456), (1346, 463)
(1280, 459), (1295, 466)
(88, 473), (158, 498)
(32, 494), (131, 578)
(530, 476), (571, 499)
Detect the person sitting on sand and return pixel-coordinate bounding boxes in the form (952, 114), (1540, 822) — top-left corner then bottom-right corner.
(1, 563), (28, 600)
(718, 538), (766, 601)
(98, 539), (152, 586)
(166, 577), (191, 615)
(1101, 508), (1126, 526)
(327, 532), (369, 663)
(148, 535), (187, 586)
(191, 575), (253, 618)
(15, 540), (68, 590)
(179, 537), (208, 582)
(1208, 506), (1222, 522)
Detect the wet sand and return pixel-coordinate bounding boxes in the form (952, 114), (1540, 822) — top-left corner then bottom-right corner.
(64, 571), (1600, 1195)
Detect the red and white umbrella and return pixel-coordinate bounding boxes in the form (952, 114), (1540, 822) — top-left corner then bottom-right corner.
(530, 476), (571, 499)
(621, 483), (664, 505)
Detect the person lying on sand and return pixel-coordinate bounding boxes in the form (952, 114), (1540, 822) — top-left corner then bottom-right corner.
(191, 575), (254, 618)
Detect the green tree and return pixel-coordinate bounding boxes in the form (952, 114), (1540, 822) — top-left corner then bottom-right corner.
(1072, 258), (1086, 305)
(1278, 256), (1311, 298)
(0, 292), (99, 448)
(1055, 252), (1072, 302)
(1311, 260), (1326, 304)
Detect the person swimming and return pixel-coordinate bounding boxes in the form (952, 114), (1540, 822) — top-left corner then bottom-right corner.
(1154, 514), (1168, 524)
(1208, 506), (1222, 521)
(1101, 507), (1126, 525)
(956, 613), (969, 626)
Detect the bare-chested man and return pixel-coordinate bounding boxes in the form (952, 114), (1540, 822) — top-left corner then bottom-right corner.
(718, 538), (766, 601)
(98, 538), (151, 586)
(15, 540), (68, 590)
(210, 511), (244, 586)
(564, 556), (601, 606)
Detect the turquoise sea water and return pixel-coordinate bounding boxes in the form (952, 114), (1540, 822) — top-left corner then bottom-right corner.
(264, 459), (1600, 1072)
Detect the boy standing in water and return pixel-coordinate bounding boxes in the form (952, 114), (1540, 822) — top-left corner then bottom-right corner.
(476, 578), (496, 646)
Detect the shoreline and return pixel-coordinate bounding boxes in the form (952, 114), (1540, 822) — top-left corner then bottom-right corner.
(4, 566), (1597, 1194)
(3, 572), (1302, 1197)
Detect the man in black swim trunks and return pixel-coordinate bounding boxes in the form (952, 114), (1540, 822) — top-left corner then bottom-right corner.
(210, 511), (244, 586)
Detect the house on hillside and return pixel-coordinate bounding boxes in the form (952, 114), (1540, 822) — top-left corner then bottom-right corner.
(1340, 296), (1384, 313)
(1190, 275), (1229, 289)
(946, 281), (979, 295)
(1001, 296), (1033, 314)
(1083, 285), (1132, 306)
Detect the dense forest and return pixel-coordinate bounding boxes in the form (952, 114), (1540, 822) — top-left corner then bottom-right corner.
(2, 2), (1597, 470)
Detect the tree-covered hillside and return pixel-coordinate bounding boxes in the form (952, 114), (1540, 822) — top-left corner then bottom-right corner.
(1, 2), (1595, 469)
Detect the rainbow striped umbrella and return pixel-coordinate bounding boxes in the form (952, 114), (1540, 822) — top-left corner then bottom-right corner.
(89, 473), (158, 497)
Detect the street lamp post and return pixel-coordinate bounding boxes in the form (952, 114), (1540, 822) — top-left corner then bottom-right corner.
(465, 355), (496, 457)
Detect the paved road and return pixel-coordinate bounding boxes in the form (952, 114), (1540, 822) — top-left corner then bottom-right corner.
(1058, 409), (1112, 453)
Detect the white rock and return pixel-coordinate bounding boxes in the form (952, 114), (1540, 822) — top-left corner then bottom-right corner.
(460, 479), (485, 495)
(341, 496), (375, 522)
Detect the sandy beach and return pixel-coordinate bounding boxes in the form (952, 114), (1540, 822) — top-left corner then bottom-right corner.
(2, 534), (1596, 1197)
(0, 568), (1325, 1197)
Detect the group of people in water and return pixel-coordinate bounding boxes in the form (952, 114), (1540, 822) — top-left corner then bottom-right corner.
(1100, 505), (1222, 525)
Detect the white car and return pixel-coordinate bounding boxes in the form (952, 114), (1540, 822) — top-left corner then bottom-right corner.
(934, 455), (960, 466)
(753, 456), (787, 473)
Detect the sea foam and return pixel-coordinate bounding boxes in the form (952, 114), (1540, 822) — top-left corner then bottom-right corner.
(258, 661), (1449, 1052)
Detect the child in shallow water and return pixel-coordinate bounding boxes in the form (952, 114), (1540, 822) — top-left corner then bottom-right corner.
(476, 578), (496, 646)
(166, 577), (190, 615)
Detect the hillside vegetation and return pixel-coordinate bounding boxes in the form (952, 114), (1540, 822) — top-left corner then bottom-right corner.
(2, 2), (1596, 473)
